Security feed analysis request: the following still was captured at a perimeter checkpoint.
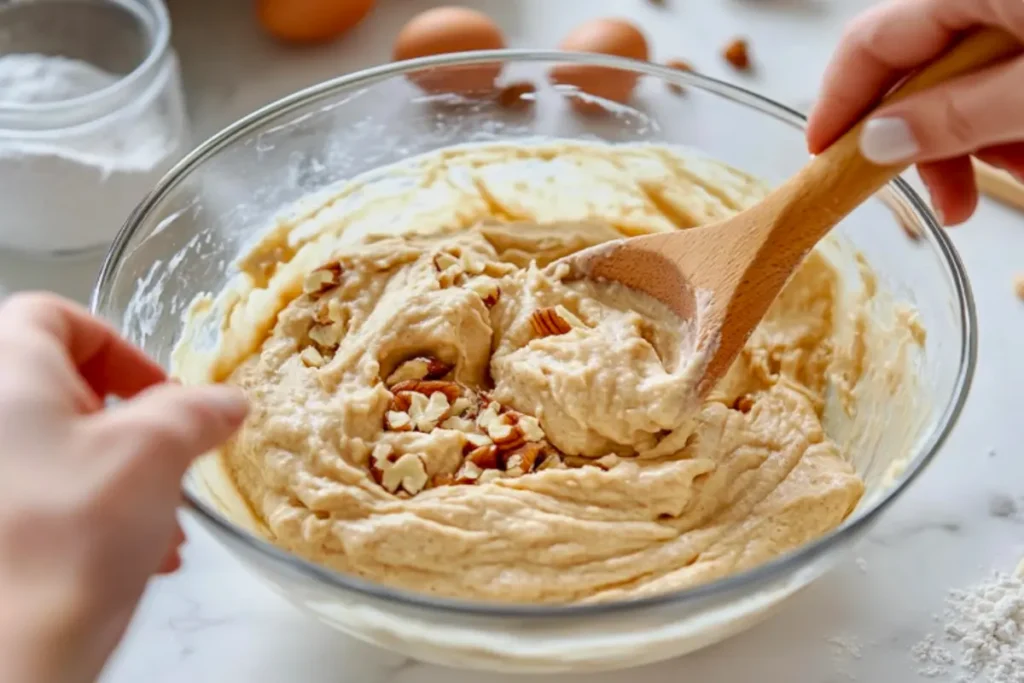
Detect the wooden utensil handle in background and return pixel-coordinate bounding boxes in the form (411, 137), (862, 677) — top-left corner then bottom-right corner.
(974, 159), (1024, 212)
(771, 29), (1020, 246)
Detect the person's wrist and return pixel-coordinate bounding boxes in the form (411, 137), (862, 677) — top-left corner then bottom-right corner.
(0, 573), (96, 683)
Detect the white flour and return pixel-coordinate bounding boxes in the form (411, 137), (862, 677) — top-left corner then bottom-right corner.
(0, 53), (181, 254)
(913, 570), (1024, 683)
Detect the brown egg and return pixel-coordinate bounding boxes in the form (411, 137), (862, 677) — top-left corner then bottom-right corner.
(393, 7), (506, 95)
(257, 0), (376, 45)
(549, 18), (650, 113)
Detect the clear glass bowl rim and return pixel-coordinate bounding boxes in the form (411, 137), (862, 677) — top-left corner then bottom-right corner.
(90, 49), (977, 618)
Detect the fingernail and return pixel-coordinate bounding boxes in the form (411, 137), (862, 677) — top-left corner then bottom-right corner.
(200, 385), (249, 420)
(860, 117), (919, 165)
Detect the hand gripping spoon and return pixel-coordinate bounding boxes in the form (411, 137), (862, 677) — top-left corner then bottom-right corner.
(563, 29), (1019, 397)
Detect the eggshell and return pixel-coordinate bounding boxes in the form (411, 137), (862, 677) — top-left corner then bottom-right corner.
(257, 0), (375, 45)
(393, 7), (505, 94)
(549, 18), (649, 113)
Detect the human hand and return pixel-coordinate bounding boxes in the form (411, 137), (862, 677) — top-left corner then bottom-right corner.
(807, 0), (1024, 225)
(0, 293), (248, 683)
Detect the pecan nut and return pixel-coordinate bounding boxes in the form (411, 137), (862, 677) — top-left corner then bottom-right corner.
(380, 453), (429, 495)
(466, 277), (501, 307)
(299, 346), (325, 368)
(665, 58), (693, 94)
(732, 395), (754, 414)
(722, 38), (751, 71)
(390, 380), (463, 404)
(386, 357), (452, 386)
(530, 306), (573, 337)
(303, 262), (343, 295)
(467, 444), (500, 470)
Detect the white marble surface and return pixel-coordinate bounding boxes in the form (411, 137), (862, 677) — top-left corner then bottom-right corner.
(2, 0), (1023, 681)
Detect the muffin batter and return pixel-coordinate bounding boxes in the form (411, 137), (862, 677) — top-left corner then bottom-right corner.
(184, 142), (899, 604)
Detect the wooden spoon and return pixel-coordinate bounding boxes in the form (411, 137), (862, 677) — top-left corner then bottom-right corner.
(564, 29), (1019, 397)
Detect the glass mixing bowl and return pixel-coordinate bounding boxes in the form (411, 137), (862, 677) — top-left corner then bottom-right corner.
(90, 51), (975, 674)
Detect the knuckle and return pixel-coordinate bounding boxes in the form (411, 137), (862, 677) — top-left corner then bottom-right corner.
(0, 291), (59, 319)
(937, 92), (977, 149)
(844, 7), (892, 59)
(988, 0), (1024, 38)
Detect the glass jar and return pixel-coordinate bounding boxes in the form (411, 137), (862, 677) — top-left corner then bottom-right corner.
(0, 0), (189, 257)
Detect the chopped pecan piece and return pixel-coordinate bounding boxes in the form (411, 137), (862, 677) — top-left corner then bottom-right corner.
(313, 298), (346, 326)
(530, 306), (573, 337)
(390, 380), (463, 404)
(303, 262), (343, 295)
(536, 451), (565, 470)
(490, 422), (526, 453)
(455, 460), (483, 484)
(381, 453), (428, 495)
(517, 415), (545, 442)
(433, 251), (460, 272)
(462, 432), (493, 454)
(466, 277), (501, 307)
(431, 472), (456, 487)
(386, 357), (452, 386)
(308, 322), (344, 349)
(299, 346), (324, 368)
(414, 391), (450, 432)
(389, 392), (413, 413)
(733, 395), (754, 413)
(441, 415), (475, 431)
(385, 410), (413, 431)
(459, 250), (487, 276)
(504, 442), (547, 475)
(467, 444), (500, 470)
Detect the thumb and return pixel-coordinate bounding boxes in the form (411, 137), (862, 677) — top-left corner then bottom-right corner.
(859, 57), (1024, 165)
(87, 383), (248, 478)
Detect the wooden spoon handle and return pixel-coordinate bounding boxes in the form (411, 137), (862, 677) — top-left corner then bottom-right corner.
(772, 29), (1020, 246)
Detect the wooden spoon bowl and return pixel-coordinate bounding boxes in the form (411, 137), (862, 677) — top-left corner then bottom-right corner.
(563, 29), (1020, 397)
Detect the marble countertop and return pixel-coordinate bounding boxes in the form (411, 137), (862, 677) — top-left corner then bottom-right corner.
(3, 0), (1022, 681)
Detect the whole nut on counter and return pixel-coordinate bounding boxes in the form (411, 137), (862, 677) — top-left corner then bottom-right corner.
(665, 58), (694, 94)
(722, 38), (751, 71)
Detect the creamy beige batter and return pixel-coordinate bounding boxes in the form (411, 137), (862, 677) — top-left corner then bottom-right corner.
(179, 142), (921, 604)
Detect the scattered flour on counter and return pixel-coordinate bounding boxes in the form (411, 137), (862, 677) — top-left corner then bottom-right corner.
(912, 634), (956, 678)
(913, 568), (1024, 683)
(855, 557), (868, 573)
(829, 634), (865, 680)
(988, 494), (1018, 519)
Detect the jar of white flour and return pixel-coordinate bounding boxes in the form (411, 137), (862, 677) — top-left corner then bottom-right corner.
(0, 0), (189, 257)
